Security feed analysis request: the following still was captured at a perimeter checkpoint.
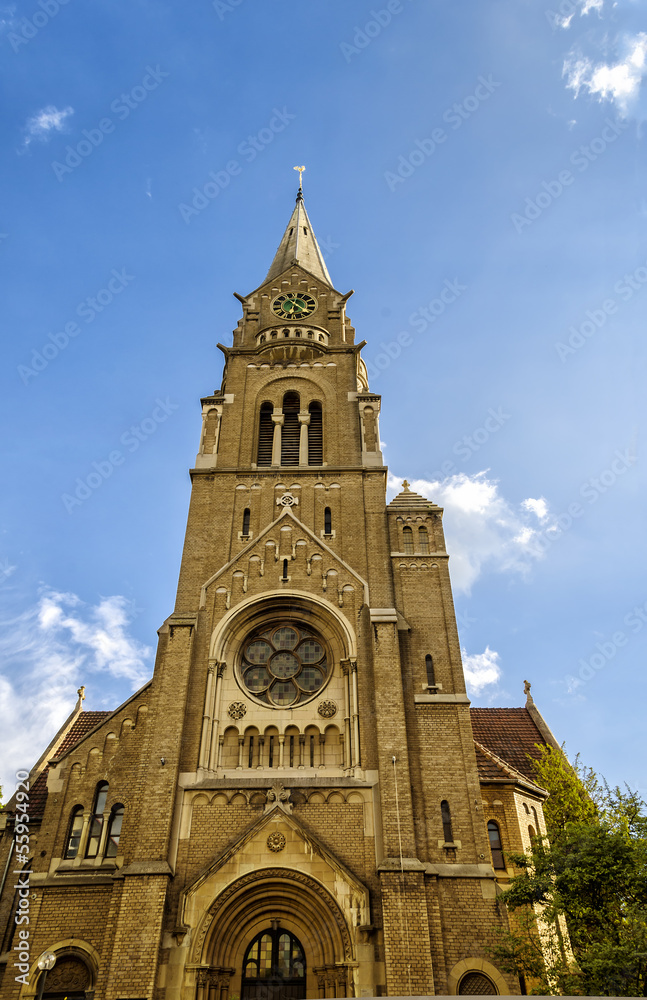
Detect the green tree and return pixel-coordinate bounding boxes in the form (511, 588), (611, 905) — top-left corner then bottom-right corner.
(530, 744), (599, 836)
(489, 747), (647, 995)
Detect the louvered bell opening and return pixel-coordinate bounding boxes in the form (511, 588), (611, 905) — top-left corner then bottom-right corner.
(308, 401), (323, 465)
(257, 403), (273, 466)
(281, 393), (300, 466)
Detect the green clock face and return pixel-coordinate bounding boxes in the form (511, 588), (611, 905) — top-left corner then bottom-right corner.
(271, 292), (317, 319)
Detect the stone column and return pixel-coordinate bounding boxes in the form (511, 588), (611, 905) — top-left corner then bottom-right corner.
(199, 662), (217, 770)
(341, 662), (352, 771)
(271, 412), (284, 466)
(196, 970), (209, 1000)
(351, 659), (361, 768)
(208, 663), (226, 770)
(298, 412), (311, 465)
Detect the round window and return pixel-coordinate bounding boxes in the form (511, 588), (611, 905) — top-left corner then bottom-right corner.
(239, 623), (330, 707)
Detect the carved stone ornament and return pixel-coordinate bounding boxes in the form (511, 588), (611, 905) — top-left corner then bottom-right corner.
(43, 957), (90, 991)
(267, 831), (286, 852)
(276, 492), (299, 507)
(227, 701), (247, 720)
(264, 781), (293, 814)
(317, 700), (338, 719)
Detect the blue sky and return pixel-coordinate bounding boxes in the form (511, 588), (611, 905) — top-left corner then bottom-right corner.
(1, 0), (645, 798)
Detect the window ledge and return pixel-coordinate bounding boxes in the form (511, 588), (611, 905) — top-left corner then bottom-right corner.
(55, 859), (119, 875)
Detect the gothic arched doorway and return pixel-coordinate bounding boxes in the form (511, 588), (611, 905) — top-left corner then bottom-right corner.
(242, 925), (306, 1000)
(190, 867), (359, 998)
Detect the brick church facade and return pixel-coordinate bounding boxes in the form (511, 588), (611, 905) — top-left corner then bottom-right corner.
(0, 189), (562, 999)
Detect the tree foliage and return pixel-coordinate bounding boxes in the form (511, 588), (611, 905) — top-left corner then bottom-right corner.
(489, 745), (647, 995)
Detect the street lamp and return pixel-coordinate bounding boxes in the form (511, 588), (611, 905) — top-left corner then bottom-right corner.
(36, 952), (56, 1000)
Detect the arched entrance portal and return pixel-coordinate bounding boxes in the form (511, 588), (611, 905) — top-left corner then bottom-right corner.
(242, 925), (306, 1000)
(191, 868), (356, 999)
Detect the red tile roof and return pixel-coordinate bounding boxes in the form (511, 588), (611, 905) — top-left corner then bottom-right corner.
(470, 707), (547, 782)
(56, 711), (111, 757)
(29, 711), (111, 819)
(29, 769), (49, 819)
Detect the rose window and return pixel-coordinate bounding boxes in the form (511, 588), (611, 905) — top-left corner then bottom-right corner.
(239, 624), (329, 707)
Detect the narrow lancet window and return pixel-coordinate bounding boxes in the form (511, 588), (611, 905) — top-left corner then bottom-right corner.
(257, 403), (273, 467)
(324, 507), (332, 534)
(441, 800), (454, 843)
(105, 805), (124, 858)
(242, 508), (250, 535)
(425, 655), (436, 687)
(64, 806), (84, 859)
(418, 525), (430, 553)
(308, 401), (323, 464)
(488, 820), (505, 869)
(85, 782), (108, 858)
(403, 526), (414, 554)
(281, 393), (300, 465)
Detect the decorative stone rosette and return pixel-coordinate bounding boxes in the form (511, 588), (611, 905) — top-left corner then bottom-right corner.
(266, 831), (286, 852)
(227, 701), (247, 721)
(317, 700), (337, 719)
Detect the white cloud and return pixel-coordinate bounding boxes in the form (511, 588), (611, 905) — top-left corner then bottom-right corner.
(462, 646), (502, 695)
(22, 105), (74, 148)
(564, 32), (647, 116)
(0, 557), (17, 581)
(388, 472), (551, 594)
(0, 589), (152, 796)
(553, 0), (603, 29)
(522, 497), (549, 521)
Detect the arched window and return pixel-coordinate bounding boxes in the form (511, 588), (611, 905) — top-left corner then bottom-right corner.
(242, 508), (251, 535)
(487, 820), (505, 869)
(243, 928), (306, 998)
(308, 401), (323, 465)
(105, 805), (124, 858)
(441, 800), (454, 843)
(458, 971), (498, 995)
(403, 526), (414, 554)
(528, 825), (536, 840)
(85, 782), (108, 858)
(281, 392), (300, 465)
(64, 806), (84, 860)
(418, 525), (430, 554)
(257, 402), (273, 466)
(425, 655), (436, 687)
(324, 507), (332, 534)
(531, 806), (539, 831)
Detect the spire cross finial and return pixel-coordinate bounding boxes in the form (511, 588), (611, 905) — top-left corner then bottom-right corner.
(293, 165), (305, 190)
(402, 480), (411, 492)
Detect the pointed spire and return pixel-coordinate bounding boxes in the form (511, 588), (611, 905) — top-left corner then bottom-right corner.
(265, 187), (333, 286)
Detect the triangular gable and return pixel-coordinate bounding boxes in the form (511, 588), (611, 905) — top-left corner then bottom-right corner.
(184, 799), (369, 902)
(199, 505), (370, 605)
(52, 680), (153, 762)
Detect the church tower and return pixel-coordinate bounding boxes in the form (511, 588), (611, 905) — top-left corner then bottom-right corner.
(0, 188), (552, 1000)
